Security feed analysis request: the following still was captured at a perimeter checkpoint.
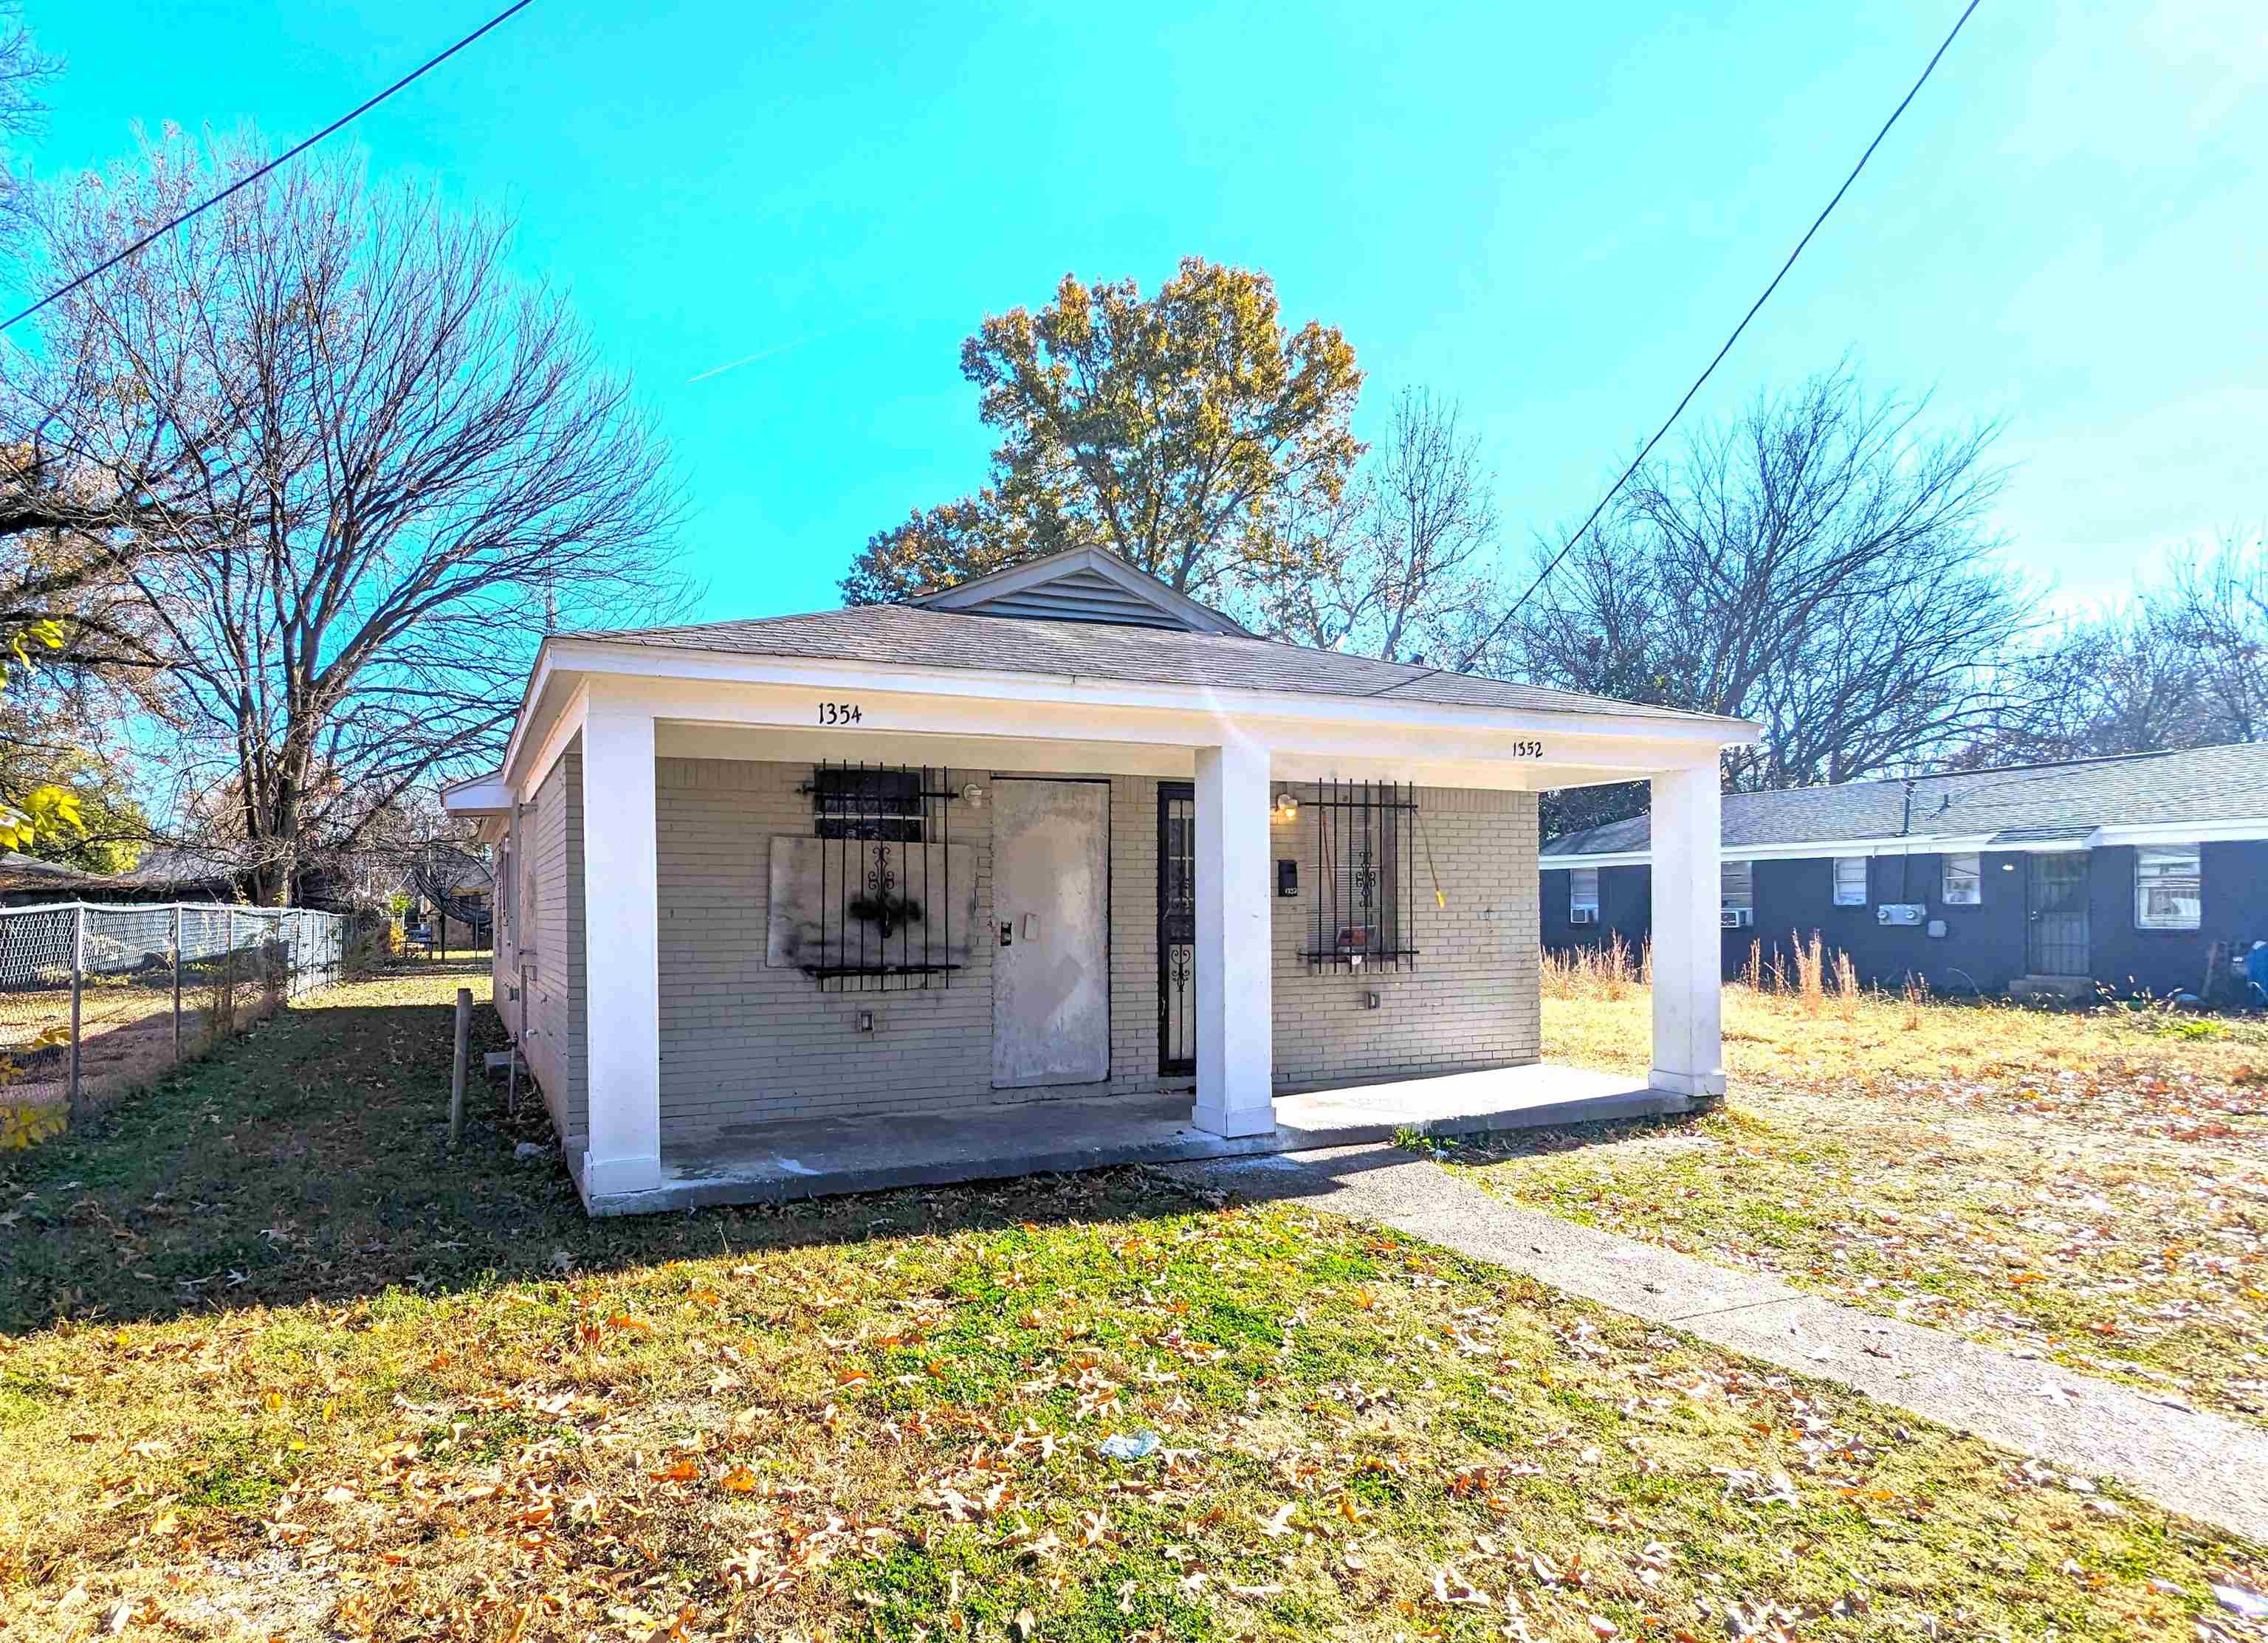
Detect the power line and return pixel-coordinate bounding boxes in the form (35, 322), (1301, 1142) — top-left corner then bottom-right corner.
(1372, 0), (1983, 698)
(0, 0), (537, 335)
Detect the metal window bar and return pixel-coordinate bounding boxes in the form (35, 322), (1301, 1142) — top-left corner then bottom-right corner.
(1157, 782), (1196, 1075)
(800, 762), (961, 992)
(1304, 779), (1420, 971)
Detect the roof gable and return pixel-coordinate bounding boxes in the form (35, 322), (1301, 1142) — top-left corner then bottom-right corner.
(912, 546), (1251, 636)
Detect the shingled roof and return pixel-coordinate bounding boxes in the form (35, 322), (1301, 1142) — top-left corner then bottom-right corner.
(566, 604), (1746, 726)
(1542, 742), (2268, 857)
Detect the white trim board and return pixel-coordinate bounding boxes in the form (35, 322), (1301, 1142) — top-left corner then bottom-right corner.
(490, 636), (1756, 792)
(1539, 817), (2268, 871)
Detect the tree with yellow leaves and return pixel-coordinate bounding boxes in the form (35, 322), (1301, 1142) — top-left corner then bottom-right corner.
(844, 258), (1363, 610)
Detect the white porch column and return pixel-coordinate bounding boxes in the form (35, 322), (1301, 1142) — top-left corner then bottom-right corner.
(580, 688), (662, 1194)
(1192, 738), (1275, 1137)
(1649, 760), (1727, 1099)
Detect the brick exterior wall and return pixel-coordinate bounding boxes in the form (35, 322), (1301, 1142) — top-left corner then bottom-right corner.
(1271, 786), (1541, 1088)
(527, 757), (1541, 1149)
(652, 760), (1195, 1138)
(522, 735), (588, 1150)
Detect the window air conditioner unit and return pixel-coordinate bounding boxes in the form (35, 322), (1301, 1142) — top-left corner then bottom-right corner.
(1721, 908), (1753, 929)
(1569, 908), (1597, 926)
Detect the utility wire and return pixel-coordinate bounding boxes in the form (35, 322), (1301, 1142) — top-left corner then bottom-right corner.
(1371, 0), (1983, 698)
(0, 0), (537, 335)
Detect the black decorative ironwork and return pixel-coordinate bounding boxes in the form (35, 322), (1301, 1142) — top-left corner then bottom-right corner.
(2025, 851), (2089, 976)
(1157, 782), (1196, 1076)
(801, 762), (959, 991)
(1303, 779), (1419, 971)
(811, 766), (924, 841)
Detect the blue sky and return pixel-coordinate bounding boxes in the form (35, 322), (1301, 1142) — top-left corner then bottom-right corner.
(19, 1), (2267, 621)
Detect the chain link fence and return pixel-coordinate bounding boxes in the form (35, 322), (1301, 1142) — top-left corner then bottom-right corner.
(0, 902), (374, 1137)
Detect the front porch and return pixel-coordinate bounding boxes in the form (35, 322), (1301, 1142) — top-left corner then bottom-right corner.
(446, 619), (1753, 1214)
(586, 1062), (1699, 1215)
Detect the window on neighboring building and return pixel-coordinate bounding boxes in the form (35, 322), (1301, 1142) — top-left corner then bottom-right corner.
(1570, 867), (1600, 922)
(1832, 855), (1868, 906)
(1720, 858), (1753, 913)
(2135, 844), (2202, 930)
(1941, 852), (1981, 906)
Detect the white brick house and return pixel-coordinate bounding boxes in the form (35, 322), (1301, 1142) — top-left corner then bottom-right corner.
(444, 548), (1753, 1214)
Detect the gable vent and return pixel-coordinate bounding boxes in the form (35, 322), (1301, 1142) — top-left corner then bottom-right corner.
(913, 545), (1251, 636)
(956, 566), (1192, 628)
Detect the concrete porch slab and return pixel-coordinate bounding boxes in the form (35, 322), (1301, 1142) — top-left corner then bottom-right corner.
(587, 1064), (1697, 1216)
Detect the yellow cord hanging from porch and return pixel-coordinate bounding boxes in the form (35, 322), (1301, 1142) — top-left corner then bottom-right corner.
(1415, 804), (1446, 909)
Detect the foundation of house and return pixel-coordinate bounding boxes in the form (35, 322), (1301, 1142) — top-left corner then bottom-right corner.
(2008, 974), (2096, 1003)
(583, 1064), (1700, 1216)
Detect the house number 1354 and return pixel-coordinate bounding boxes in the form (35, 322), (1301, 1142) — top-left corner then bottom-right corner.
(818, 702), (863, 725)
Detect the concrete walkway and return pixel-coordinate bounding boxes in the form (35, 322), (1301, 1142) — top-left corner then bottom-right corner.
(1173, 1143), (2268, 1543)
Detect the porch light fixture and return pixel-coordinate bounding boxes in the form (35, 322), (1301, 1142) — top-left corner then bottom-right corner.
(960, 782), (985, 808)
(1273, 791), (1299, 823)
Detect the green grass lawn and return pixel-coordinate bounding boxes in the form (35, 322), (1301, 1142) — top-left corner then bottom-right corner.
(1458, 983), (2268, 1430)
(4, 968), (2266, 1640)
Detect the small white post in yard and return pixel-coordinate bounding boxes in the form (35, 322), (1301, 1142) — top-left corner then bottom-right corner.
(450, 985), (471, 1146)
(66, 903), (84, 1119)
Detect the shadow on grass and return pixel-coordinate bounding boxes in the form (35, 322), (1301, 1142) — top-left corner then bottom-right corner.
(0, 965), (1193, 1335)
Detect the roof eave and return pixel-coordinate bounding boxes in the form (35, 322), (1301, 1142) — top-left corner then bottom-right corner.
(547, 632), (1759, 734)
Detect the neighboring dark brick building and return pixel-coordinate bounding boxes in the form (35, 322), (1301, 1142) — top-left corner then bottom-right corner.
(1540, 744), (2268, 999)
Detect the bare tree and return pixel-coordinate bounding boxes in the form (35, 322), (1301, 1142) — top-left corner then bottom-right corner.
(0, 2), (55, 252)
(37, 131), (689, 903)
(1500, 369), (2030, 830)
(1978, 528), (2268, 765)
(2166, 528), (2268, 743)
(1254, 388), (1497, 659)
(1970, 612), (2215, 764)
(0, 24), (241, 852)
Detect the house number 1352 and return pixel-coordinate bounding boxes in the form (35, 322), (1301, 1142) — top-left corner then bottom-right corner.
(818, 702), (863, 725)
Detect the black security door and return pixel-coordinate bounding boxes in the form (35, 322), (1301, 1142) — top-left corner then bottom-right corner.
(2025, 852), (2089, 976)
(1157, 782), (1196, 1075)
